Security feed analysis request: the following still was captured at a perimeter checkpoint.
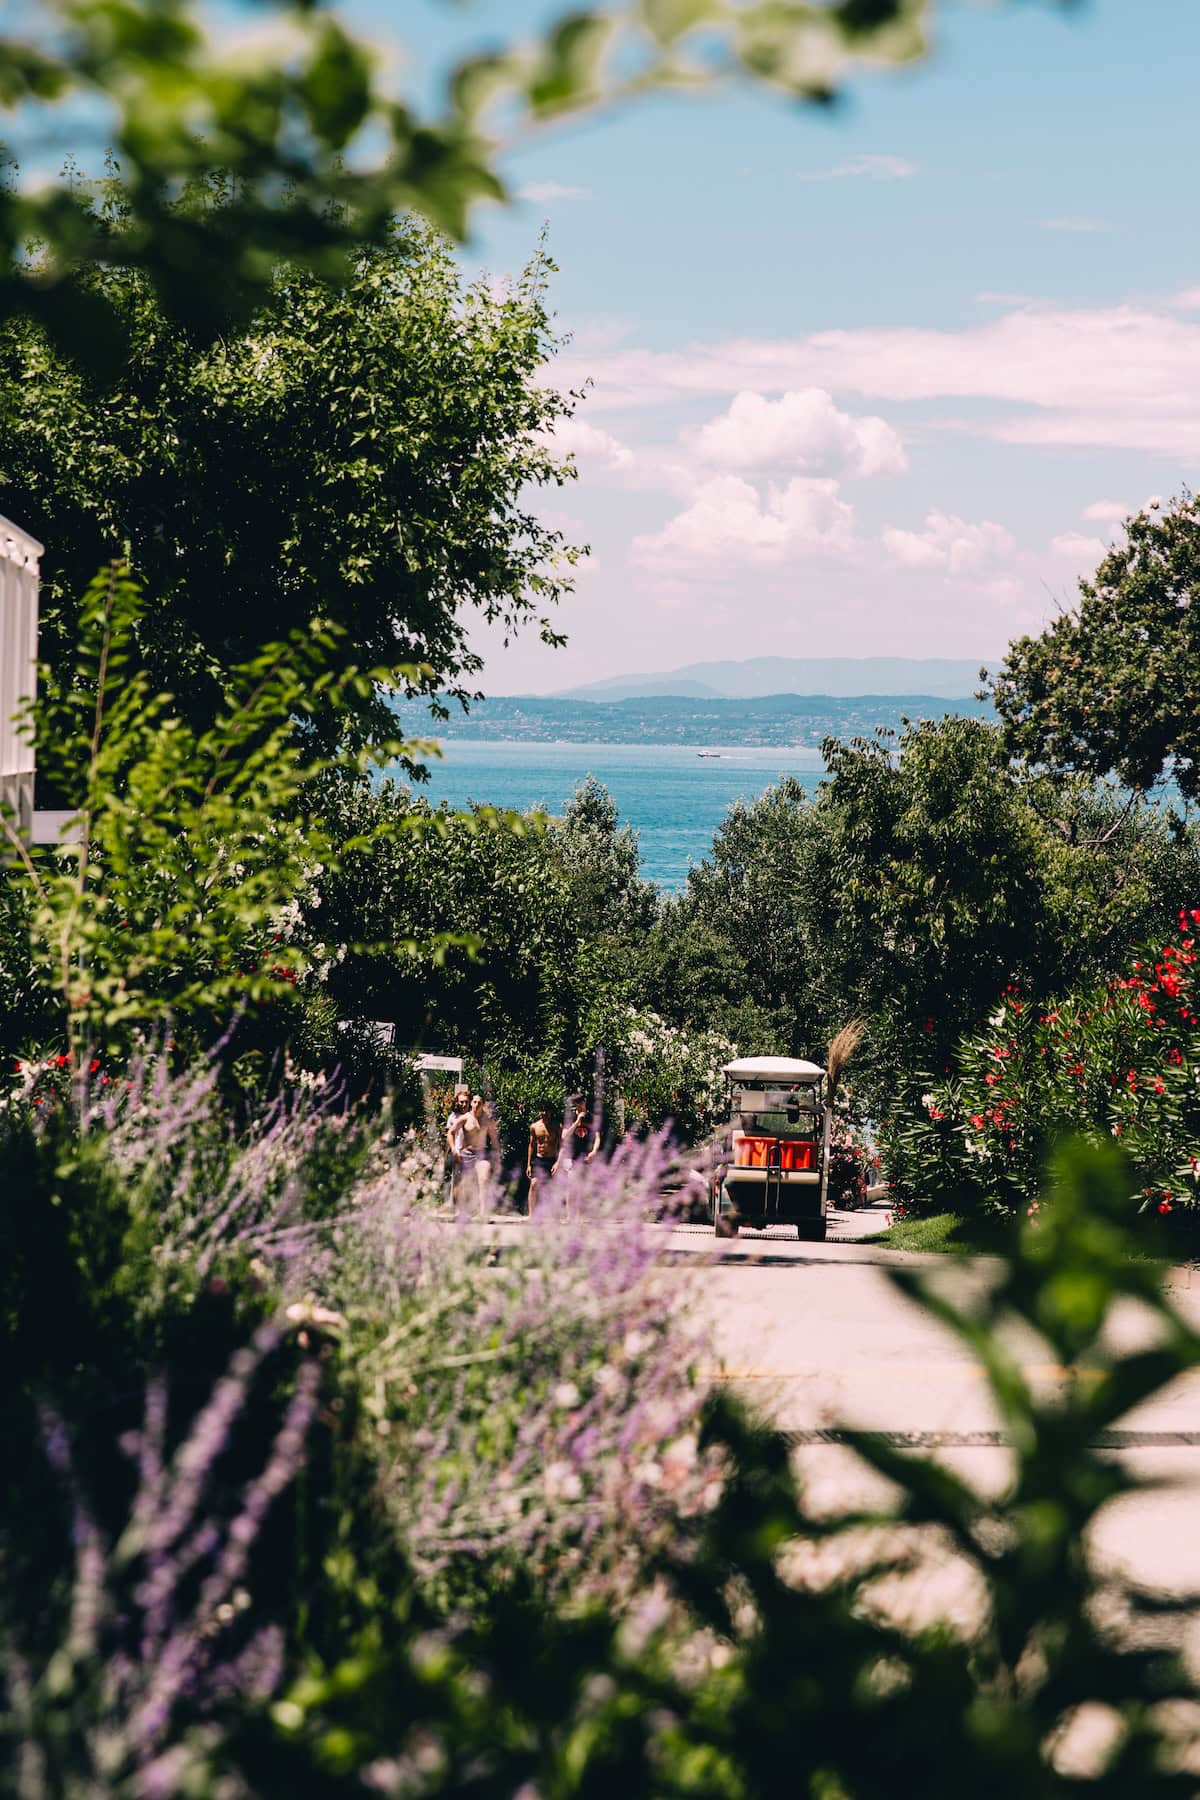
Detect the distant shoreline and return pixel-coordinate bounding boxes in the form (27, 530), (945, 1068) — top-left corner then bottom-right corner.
(420, 739), (830, 757)
(395, 691), (991, 751)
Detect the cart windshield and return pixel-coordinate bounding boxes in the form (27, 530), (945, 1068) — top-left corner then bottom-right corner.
(733, 1085), (820, 1137)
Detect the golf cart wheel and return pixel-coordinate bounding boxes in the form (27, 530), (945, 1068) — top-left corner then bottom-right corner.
(714, 1211), (740, 1238)
(795, 1219), (827, 1243)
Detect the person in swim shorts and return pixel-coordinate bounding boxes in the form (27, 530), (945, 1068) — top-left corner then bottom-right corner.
(526, 1101), (561, 1211)
(553, 1093), (600, 1176)
(448, 1092), (500, 1213)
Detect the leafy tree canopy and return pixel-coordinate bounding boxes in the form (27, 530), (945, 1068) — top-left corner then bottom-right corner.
(549, 775), (658, 942)
(0, 196), (578, 741)
(308, 776), (626, 1085)
(0, 562), (447, 1067)
(671, 775), (825, 1055)
(994, 493), (1200, 798)
(1, 1), (1064, 361)
(666, 719), (1200, 1113)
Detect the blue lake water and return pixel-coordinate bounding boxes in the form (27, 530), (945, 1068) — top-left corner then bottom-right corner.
(410, 740), (828, 889)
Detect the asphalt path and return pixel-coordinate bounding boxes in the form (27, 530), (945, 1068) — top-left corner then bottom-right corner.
(656, 1203), (1200, 1641)
(488, 1197), (1200, 1735)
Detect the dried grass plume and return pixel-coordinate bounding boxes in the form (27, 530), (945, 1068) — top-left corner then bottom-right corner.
(826, 1019), (865, 1095)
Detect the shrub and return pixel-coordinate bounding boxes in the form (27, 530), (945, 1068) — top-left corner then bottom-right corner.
(7, 1141), (1200, 1795)
(3, 1052), (717, 1610)
(826, 1110), (877, 1209)
(616, 1009), (736, 1143)
(325, 1132), (717, 1601)
(882, 910), (1200, 1215)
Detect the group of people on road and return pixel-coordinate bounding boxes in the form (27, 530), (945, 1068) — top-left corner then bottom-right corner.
(444, 1086), (600, 1214)
(525, 1095), (600, 1208)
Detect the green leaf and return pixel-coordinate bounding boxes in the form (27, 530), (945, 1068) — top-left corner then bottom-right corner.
(640, 0), (718, 46)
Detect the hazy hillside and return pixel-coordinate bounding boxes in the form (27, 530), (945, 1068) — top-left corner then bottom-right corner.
(398, 690), (993, 748)
(556, 655), (988, 702)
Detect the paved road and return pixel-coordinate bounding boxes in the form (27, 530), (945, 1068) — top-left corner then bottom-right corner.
(661, 1207), (1200, 1620)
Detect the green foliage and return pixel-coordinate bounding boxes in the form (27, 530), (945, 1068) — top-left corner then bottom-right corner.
(668, 722), (1200, 1121)
(996, 494), (1200, 798)
(0, 563), (444, 1064)
(0, 2), (1055, 360)
(616, 1008), (736, 1141)
(884, 913), (1200, 1217)
(0, 872), (57, 1053)
(12, 1137), (1200, 1794)
(312, 777), (596, 1071)
(310, 772), (743, 1147)
(551, 775), (658, 944)
(0, 206), (578, 738)
(669, 775), (825, 1056)
(0, 1104), (147, 1394)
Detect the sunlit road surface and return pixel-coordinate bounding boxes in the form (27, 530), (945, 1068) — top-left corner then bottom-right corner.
(653, 1207), (1200, 1631)
(492, 1198), (1200, 1731)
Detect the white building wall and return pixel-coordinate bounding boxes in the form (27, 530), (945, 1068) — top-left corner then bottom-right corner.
(0, 514), (43, 839)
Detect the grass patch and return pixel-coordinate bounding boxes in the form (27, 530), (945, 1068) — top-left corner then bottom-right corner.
(866, 1210), (1017, 1256)
(870, 1207), (1200, 1263)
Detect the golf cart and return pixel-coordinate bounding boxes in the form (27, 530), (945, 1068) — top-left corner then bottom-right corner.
(713, 1055), (830, 1242)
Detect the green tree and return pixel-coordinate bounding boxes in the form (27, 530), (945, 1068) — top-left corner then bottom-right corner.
(0, 563), (439, 1068)
(811, 719), (1200, 1104)
(662, 723), (1200, 1116)
(308, 778), (625, 1088)
(0, 204), (578, 742)
(0, 1), (1050, 357)
(994, 494), (1200, 797)
(666, 776), (825, 1054)
(644, 897), (770, 1047)
(549, 776), (658, 943)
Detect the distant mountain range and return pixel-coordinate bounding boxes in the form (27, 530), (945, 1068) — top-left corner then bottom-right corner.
(554, 655), (989, 703)
(398, 690), (993, 749)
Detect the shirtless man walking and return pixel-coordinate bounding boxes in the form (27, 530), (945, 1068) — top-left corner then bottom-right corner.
(447, 1091), (501, 1214)
(525, 1101), (561, 1212)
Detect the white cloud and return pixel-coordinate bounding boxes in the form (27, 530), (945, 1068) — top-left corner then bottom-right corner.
(546, 417), (633, 471)
(883, 510), (1014, 576)
(692, 388), (906, 479)
(516, 181), (590, 203)
(1040, 215), (1111, 234)
(633, 475), (854, 571)
(1081, 499), (1131, 523)
(798, 154), (917, 183)
(558, 299), (1200, 458)
(1050, 531), (1107, 567)
(1168, 287), (1200, 311)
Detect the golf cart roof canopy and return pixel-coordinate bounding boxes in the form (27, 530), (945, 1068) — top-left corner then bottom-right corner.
(723, 1056), (825, 1083)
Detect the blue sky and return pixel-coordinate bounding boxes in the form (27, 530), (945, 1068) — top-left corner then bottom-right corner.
(118, 4), (1200, 689)
(370, 0), (1196, 692)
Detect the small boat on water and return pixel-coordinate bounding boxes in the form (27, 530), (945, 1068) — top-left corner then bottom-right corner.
(697, 751), (722, 759)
